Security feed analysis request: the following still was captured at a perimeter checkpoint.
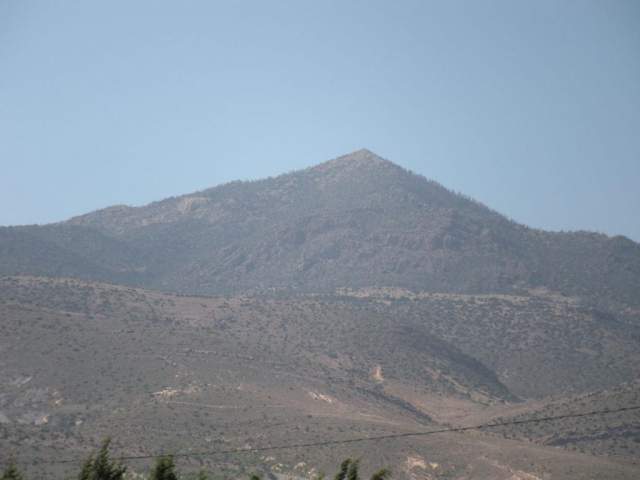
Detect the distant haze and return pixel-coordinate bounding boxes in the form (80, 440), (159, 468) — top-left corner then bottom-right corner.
(1, 1), (639, 240)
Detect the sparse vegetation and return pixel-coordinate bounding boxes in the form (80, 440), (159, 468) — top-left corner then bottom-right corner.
(1, 463), (24, 480)
(149, 456), (178, 480)
(2, 452), (390, 480)
(1, 276), (639, 478)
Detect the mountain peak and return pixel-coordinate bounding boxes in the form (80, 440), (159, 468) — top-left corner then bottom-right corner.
(334, 148), (386, 163)
(311, 148), (399, 175)
(346, 147), (378, 157)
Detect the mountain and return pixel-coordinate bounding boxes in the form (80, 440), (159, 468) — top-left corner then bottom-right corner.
(2, 150), (640, 479)
(2, 149), (640, 312)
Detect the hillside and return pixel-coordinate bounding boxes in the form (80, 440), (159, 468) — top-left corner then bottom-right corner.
(1, 150), (639, 311)
(2, 150), (640, 479)
(488, 381), (640, 458)
(1, 277), (639, 479)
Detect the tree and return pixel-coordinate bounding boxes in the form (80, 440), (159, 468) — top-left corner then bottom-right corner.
(149, 456), (178, 480)
(347, 460), (359, 480)
(196, 470), (208, 480)
(369, 469), (391, 480)
(1, 462), (24, 480)
(78, 459), (94, 480)
(78, 438), (126, 480)
(333, 459), (391, 480)
(334, 459), (351, 480)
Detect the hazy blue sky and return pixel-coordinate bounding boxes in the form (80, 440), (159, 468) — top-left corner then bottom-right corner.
(1, 1), (639, 240)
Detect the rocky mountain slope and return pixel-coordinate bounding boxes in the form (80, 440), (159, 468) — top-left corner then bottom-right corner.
(489, 380), (640, 458)
(1, 150), (639, 311)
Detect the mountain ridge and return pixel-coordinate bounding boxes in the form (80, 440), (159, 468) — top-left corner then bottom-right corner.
(65, 149), (503, 232)
(1, 150), (639, 309)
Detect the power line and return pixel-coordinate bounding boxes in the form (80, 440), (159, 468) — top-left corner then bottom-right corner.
(6, 404), (640, 467)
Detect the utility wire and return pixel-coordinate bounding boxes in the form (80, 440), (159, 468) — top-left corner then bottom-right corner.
(5, 404), (639, 467)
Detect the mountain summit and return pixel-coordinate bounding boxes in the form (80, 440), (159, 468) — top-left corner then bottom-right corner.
(311, 148), (396, 170)
(1, 150), (639, 307)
